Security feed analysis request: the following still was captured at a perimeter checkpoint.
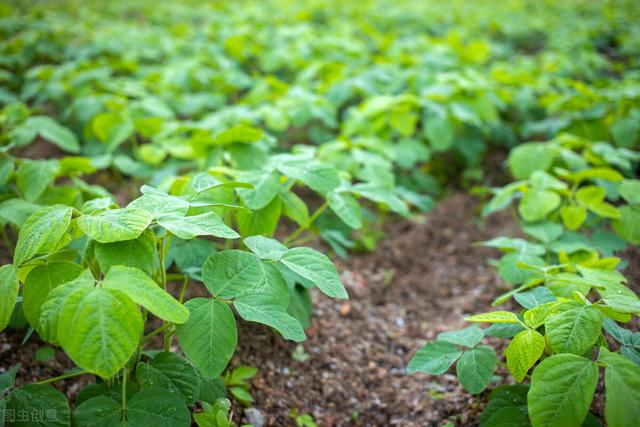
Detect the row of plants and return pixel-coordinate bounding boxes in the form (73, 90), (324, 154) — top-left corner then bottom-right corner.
(0, 114), (426, 424)
(409, 133), (640, 426)
(3, 0), (640, 181)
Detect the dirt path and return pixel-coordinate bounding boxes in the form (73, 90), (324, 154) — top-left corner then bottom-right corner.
(233, 194), (517, 426)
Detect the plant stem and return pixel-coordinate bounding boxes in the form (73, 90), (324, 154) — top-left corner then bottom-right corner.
(121, 368), (127, 421)
(157, 237), (167, 291)
(164, 329), (174, 352)
(34, 369), (88, 385)
(287, 233), (318, 247)
(142, 323), (172, 344)
(284, 202), (328, 245)
(179, 276), (188, 303)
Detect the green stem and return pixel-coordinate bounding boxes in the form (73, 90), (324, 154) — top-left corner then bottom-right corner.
(142, 323), (172, 344)
(164, 329), (174, 352)
(121, 368), (127, 421)
(179, 277), (188, 303)
(157, 237), (167, 291)
(509, 203), (523, 229)
(284, 202), (328, 245)
(34, 369), (88, 385)
(287, 233), (317, 247)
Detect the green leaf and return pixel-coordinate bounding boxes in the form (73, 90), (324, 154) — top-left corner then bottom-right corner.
(230, 365), (257, 383)
(92, 111), (134, 150)
(508, 143), (554, 180)
(484, 322), (526, 338)
(216, 124), (263, 145)
(167, 238), (214, 279)
(136, 352), (200, 405)
(621, 346), (640, 366)
(619, 180), (640, 204)
(602, 295), (640, 314)
(498, 253), (545, 285)
(528, 354), (598, 427)
(37, 270), (95, 344)
(280, 190), (309, 227)
(506, 329), (545, 382)
(73, 395), (121, 427)
(236, 171), (280, 210)
(518, 190), (561, 222)
(613, 206), (640, 244)
(17, 159), (60, 202)
(126, 388), (191, 427)
(522, 221), (563, 244)
(407, 341), (462, 375)
(7, 384), (70, 427)
(352, 183), (409, 216)
(0, 264), (18, 332)
(575, 186), (606, 207)
(103, 266), (189, 324)
(514, 287), (556, 309)
(176, 298), (237, 379)
(287, 286), (313, 329)
(465, 311), (521, 323)
(611, 117), (639, 148)
(198, 377), (227, 404)
(573, 167), (623, 183)
(75, 382), (140, 407)
(234, 291), (305, 341)
(598, 348), (640, 427)
(424, 116), (454, 152)
(230, 386), (253, 405)
(524, 301), (561, 328)
(328, 191), (363, 229)
(483, 181), (525, 217)
(456, 345), (497, 394)
(78, 208), (153, 243)
(481, 237), (546, 256)
(58, 287), (143, 378)
(95, 230), (158, 275)
(545, 306), (603, 355)
(14, 205), (73, 266)
(243, 236), (287, 260)
(0, 158), (12, 186)
(278, 162), (340, 195)
(479, 384), (529, 427)
(0, 198), (41, 228)
(437, 326), (484, 348)
(128, 189), (190, 218)
(281, 247), (348, 299)
(193, 411), (219, 427)
(158, 212), (239, 240)
(74, 387), (190, 427)
(603, 319), (640, 348)
(22, 261), (83, 328)
(588, 202), (620, 219)
(390, 110), (417, 136)
(202, 250), (264, 299)
(24, 116), (80, 153)
(236, 196), (282, 237)
(0, 364), (19, 395)
(561, 205), (588, 231)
